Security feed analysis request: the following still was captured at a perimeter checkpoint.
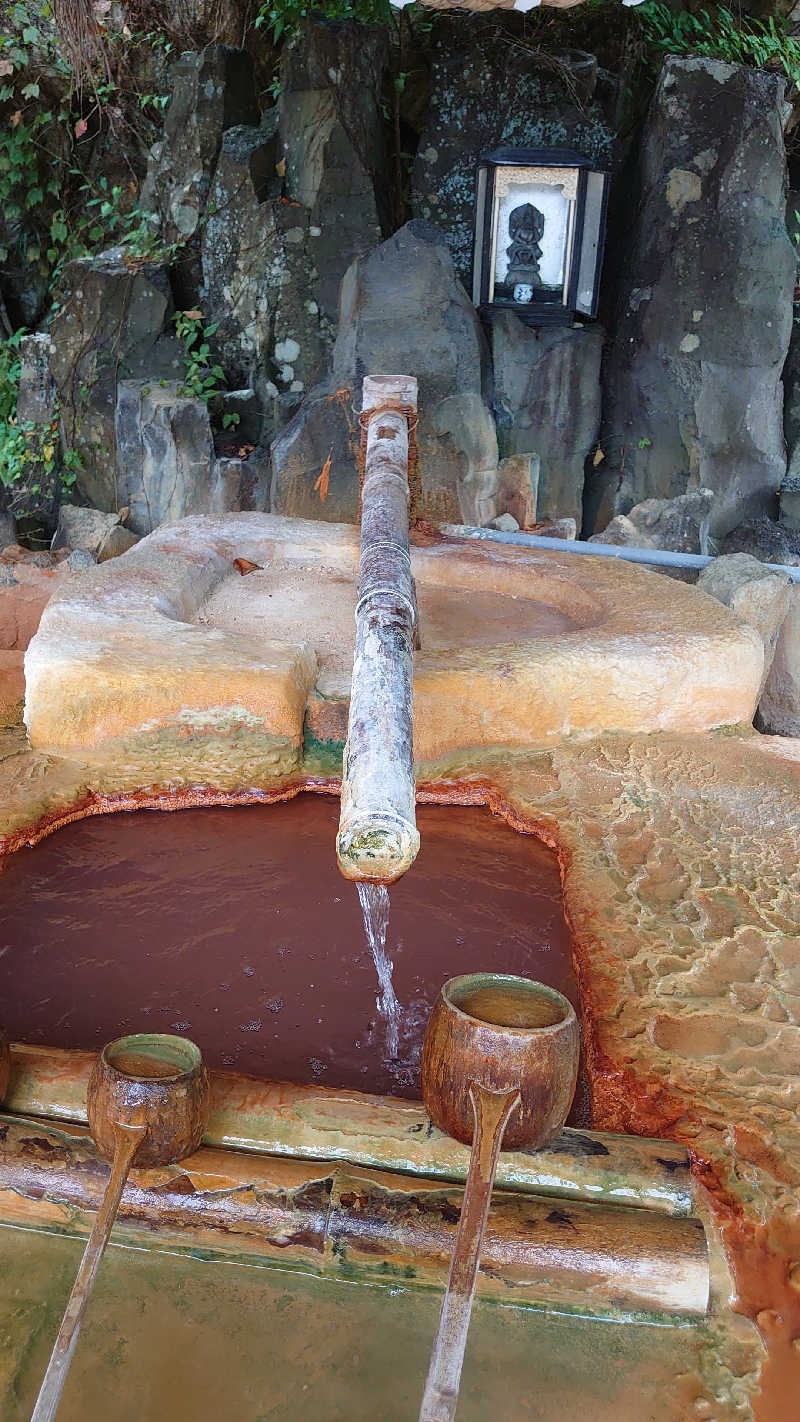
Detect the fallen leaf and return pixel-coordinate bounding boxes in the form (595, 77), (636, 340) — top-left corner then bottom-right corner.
(275, 158), (286, 177)
(182, 308), (203, 321)
(593, 446), (605, 466)
(313, 449), (332, 503)
(233, 558), (262, 576)
(410, 520), (446, 547)
(0, 60), (14, 77)
(10, 110), (22, 127)
(74, 117), (88, 139)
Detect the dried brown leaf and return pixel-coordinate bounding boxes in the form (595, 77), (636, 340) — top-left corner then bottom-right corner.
(313, 450), (332, 503)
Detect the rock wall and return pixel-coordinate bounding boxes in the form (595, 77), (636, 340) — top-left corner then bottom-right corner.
(49, 251), (185, 513)
(12, 31), (800, 563)
(271, 222), (499, 525)
(411, 34), (614, 286)
(141, 47), (259, 248)
(597, 57), (795, 540)
(200, 111), (332, 423)
(491, 316), (603, 526)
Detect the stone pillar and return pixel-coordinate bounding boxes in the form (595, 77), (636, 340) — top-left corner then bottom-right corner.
(279, 19), (389, 328)
(598, 57), (795, 540)
(491, 314), (603, 527)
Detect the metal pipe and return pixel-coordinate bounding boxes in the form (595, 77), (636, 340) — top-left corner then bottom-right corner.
(442, 524), (800, 583)
(336, 375), (420, 883)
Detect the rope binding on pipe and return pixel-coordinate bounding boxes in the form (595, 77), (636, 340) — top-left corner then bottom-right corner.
(358, 400), (420, 522)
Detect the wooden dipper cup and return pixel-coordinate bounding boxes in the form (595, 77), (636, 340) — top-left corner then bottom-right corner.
(31, 1033), (209, 1422)
(418, 974), (579, 1422)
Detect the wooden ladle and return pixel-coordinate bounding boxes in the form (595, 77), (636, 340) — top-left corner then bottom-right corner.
(31, 1033), (209, 1422)
(418, 974), (580, 1422)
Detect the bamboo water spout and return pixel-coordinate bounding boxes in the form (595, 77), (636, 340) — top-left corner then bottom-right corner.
(336, 375), (420, 884)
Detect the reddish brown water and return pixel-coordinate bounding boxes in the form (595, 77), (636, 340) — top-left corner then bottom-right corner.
(0, 795), (587, 1120)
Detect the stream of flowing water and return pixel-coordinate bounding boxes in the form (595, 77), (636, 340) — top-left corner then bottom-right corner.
(356, 881), (401, 1061)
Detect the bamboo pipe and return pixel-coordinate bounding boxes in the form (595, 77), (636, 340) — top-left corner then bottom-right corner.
(5, 1044), (694, 1216)
(336, 374), (420, 883)
(0, 1113), (710, 1320)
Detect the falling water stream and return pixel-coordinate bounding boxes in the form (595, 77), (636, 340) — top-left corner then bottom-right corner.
(356, 881), (401, 1061)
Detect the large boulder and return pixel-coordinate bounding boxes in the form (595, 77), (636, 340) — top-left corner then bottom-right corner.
(141, 47), (258, 246)
(491, 314), (603, 525)
(591, 489), (715, 555)
(698, 553), (791, 697)
(51, 505), (140, 563)
(722, 516), (800, 567)
(597, 58), (795, 540)
(115, 381), (216, 534)
(757, 586), (800, 736)
(411, 36), (614, 287)
(49, 250), (184, 512)
(271, 222), (499, 525)
(200, 115), (281, 390)
(114, 382), (270, 533)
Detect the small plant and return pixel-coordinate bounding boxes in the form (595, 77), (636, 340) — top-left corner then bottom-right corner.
(172, 310), (238, 429)
(255, 0), (393, 43)
(636, 4), (800, 93)
(638, 437), (652, 450)
(0, 330), (80, 519)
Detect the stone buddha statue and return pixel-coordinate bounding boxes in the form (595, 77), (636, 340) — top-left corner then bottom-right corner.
(505, 202), (545, 303)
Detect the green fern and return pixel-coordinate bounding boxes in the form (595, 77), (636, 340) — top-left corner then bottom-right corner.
(637, 3), (800, 92)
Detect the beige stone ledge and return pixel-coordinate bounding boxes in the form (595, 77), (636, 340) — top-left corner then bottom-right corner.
(24, 513), (763, 769)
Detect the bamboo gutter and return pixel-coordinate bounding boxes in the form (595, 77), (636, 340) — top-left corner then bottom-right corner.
(0, 1111), (709, 1322)
(7, 1044), (693, 1215)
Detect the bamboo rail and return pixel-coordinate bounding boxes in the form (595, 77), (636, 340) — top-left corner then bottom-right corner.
(7, 1045), (693, 1216)
(0, 1113), (709, 1321)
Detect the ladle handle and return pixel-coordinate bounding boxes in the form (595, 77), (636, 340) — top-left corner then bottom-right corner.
(31, 1122), (145, 1422)
(418, 1083), (521, 1422)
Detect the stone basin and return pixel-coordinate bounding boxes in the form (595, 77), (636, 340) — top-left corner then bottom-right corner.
(23, 512), (763, 773)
